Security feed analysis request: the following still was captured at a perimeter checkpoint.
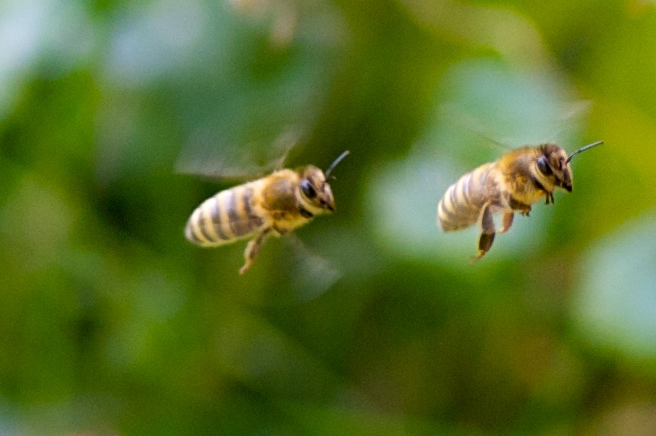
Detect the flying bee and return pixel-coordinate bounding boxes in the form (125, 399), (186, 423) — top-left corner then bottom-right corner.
(185, 150), (349, 274)
(437, 141), (602, 260)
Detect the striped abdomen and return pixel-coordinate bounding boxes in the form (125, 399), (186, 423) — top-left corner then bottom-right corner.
(438, 163), (494, 232)
(185, 182), (265, 247)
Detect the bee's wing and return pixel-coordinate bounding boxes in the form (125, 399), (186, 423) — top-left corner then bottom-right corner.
(438, 103), (514, 151)
(283, 234), (342, 301)
(255, 234), (341, 303)
(175, 127), (303, 180)
(438, 99), (592, 152)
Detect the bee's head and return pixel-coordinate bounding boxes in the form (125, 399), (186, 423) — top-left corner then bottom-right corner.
(297, 151), (349, 215)
(535, 141), (602, 192)
(536, 144), (573, 192)
(298, 166), (336, 213)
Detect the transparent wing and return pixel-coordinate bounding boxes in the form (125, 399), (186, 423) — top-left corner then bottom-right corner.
(439, 103), (514, 151)
(438, 101), (590, 150)
(176, 126), (304, 180)
(237, 233), (342, 305)
(280, 234), (342, 302)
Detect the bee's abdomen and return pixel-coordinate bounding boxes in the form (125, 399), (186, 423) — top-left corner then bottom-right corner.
(185, 184), (264, 246)
(438, 164), (491, 232)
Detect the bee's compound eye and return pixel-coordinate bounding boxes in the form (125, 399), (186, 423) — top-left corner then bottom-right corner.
(301, 179), (317, 198)
(536, 156), (552, 176)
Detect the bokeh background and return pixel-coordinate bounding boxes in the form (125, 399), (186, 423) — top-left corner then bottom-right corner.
(2, 0), (656, 434)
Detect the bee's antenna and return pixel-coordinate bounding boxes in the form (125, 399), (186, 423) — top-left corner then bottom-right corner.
(325, 150), (350, 179)
(566, 141), (603, 164)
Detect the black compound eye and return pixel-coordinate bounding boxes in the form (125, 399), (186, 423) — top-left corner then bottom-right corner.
(536, 156), (553, 176)
(301, 179), (317, 199)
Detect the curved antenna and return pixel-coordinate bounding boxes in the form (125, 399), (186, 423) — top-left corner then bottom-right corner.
(566, 141), (603, 164)
(325, 150), (350, 179)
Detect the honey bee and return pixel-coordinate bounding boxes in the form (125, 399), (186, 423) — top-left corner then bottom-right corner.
(437, 141), (602, 260)
(185, 150), (349, 274)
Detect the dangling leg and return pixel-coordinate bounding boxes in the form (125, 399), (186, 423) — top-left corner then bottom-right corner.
(509, 197), (532, 217)
(474, 202), (496, 261)
(240, 228), (272, 274)
(499, 212), (514, 234)
(476, 233), (495, 261)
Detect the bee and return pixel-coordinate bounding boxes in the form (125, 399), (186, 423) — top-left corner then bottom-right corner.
(185, 150), (349, 274)
(437, 141), (602, 260)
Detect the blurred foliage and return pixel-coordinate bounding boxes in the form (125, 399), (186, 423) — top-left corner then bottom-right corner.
(1, 0), (656, 434)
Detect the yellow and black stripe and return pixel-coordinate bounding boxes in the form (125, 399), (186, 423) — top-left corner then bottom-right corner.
(437, 163), (493, 232)
(185, 184), (264, 246)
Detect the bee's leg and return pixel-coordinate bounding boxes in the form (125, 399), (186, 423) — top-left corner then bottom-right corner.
(545, 192), (554, 205)
(498, 212), (514, 234)
(240, 228), (272, 274)
(475, 203), (496, 261)
(272, 224), (289, 235)
(509, 197), (532, 217)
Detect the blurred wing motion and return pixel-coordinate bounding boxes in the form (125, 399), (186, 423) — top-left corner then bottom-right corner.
(175, 127), (303, 180)
(279, 235), (342, 302)
(438, 100), (593, 152)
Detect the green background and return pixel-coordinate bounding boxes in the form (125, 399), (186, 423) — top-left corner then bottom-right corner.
(2, 0), (656, 434)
